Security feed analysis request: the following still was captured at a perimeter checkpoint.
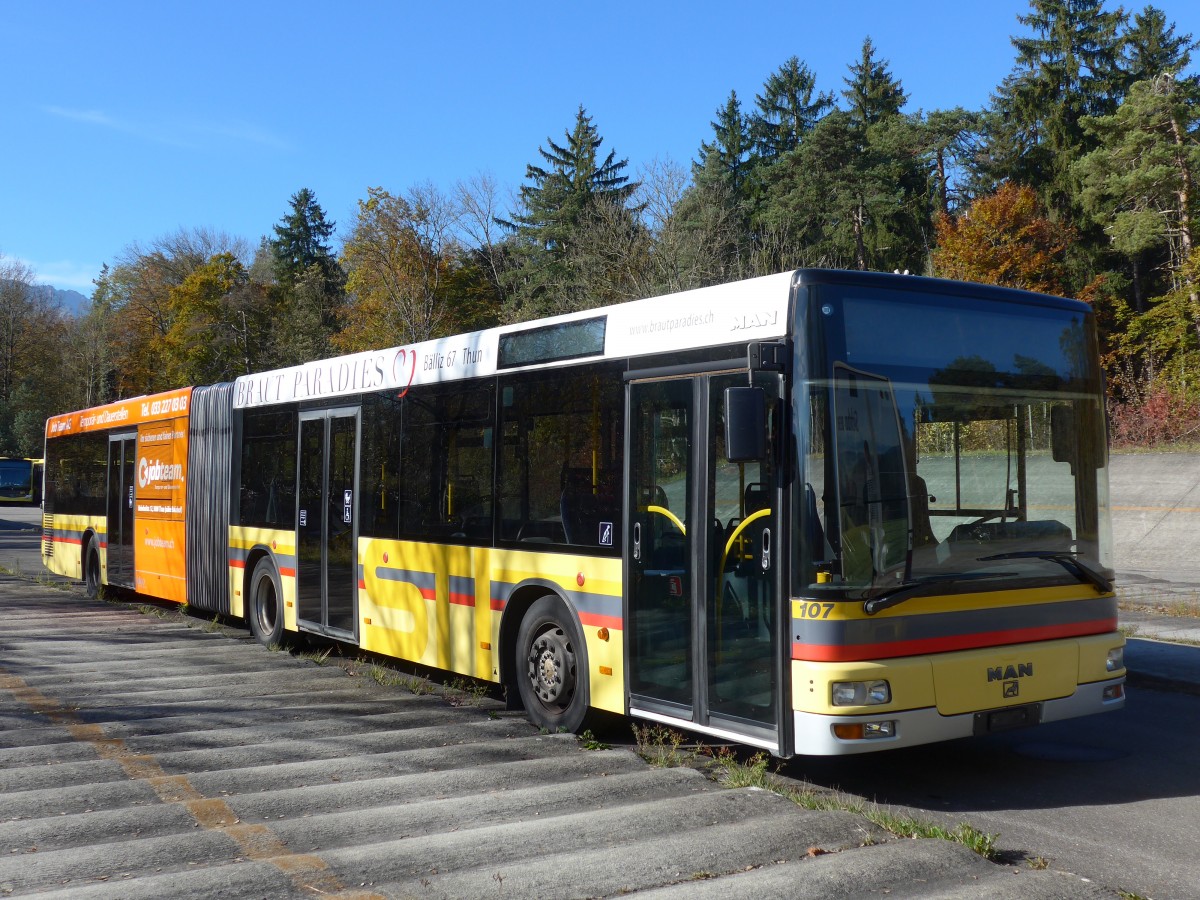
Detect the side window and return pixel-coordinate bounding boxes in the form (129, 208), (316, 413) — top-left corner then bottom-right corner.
(497, 364), (623, 553)
(397, 382), (494, 542)
(45, 433), (107, 517)
(238, 409), (297, 528)
(360, 392), (402, 539)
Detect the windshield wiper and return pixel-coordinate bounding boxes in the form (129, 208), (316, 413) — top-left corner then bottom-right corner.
(862, 572), (1009, 616)
(977, 550), (1112, 593)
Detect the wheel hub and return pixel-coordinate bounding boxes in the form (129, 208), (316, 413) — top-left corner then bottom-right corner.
(528, 627), (575, 705)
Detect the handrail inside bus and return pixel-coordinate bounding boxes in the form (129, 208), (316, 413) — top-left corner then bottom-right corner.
(646, 504), (686, 535)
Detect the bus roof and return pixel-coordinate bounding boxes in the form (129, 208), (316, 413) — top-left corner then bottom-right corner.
(232, 270), (798, 409)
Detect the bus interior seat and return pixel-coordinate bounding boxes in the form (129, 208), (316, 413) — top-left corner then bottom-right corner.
(560, 467), (619, 546)
(743, 482), (768, 515)
(911, 475), (937, 548)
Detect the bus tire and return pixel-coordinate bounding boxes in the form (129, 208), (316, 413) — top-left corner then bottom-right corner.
(83, 542), (101, 599)
(248, 557), (286, 647)
(516, 595), (589, 732)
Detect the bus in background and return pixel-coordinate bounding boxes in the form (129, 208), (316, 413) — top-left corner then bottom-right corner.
(0, 457), (44, 505)
(40, 269), (1125, 756)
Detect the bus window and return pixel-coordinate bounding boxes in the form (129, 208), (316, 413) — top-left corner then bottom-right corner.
(498, 364), (623, 552)
(396, 383), (493, 541)
(832, 366), (910, 588)
(238, 409), (297, 529)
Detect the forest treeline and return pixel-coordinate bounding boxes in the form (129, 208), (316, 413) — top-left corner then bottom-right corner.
(2, 0), (1199, 457)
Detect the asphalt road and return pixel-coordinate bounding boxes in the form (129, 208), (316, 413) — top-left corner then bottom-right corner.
(0, 579), (1111, 899)
(782, 683), (1200, 899)
(3, 448), (1200, 898)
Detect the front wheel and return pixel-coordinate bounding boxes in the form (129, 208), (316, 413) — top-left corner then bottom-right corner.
(516, 596), (589, 732)
(248, 557), (286, 647)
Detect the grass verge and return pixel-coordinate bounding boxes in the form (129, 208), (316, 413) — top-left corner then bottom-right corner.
(632, 724), (1000, 861)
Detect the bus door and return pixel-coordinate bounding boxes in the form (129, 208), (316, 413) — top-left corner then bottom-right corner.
(626, 370), (783, 747)
(105, 434), (137, 588)
(296, 407), (360, 639)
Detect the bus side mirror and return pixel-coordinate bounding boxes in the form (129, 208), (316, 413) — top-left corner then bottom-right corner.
(725, 386), (766, 462)
(1051, 406), (1077, 470)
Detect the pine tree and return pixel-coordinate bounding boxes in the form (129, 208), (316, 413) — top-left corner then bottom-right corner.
(1077, 73), (1200, 310)
(992, 0), (1128, 214)
(751, 58), (833, 160)
(506, 106), (638, 250)
(695, 91), (754, 196)
(1122, 5), (1197, 84)
(268, 188), (346, 362)
(842, 38), (907, 127)
(270, 188), (345, 294)
(500, 106), (641, 318)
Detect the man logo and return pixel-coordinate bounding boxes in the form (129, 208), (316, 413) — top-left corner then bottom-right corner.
(987, 663), (1033, 682)
(1003, 681), (1020, 698)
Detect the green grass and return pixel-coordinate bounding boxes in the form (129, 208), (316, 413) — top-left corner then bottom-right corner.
(708, 746), (1000, 861)
(446, 677), (490, 707)
(631, 723), (699, 768)
(298, 646), (333, 666)
(578, 729), (611, 751)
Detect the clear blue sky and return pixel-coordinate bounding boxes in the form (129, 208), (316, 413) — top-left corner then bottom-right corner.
(5, 0), (1199, 296)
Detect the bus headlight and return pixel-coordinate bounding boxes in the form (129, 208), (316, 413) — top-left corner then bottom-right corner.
(831, 679), (891, 706)
(1106, 647), (1124, 673)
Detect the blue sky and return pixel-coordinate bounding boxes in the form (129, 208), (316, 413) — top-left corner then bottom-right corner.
(5, 0), (1200, 296)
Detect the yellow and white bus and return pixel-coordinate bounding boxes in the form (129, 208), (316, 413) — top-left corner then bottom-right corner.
(0, 457), (43, 504)
(41, 269), (1125, 756)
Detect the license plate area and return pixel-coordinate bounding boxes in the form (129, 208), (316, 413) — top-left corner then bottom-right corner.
(973, 702), (1043, 735)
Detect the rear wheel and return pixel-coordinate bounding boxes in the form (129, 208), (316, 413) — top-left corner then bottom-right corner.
(83, 542), (101, 599)
(248, 557), (286, 647)
(516, 596), (589, 731)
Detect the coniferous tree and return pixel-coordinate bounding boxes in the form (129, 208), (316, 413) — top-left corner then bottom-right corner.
(268, 188), (346, 363)
(841, 39), (925, 270)
(758, 40), (928, 274)
(989, 0), (1129, 215)
(695, 91), (755, 197)
(270, 188), (345, 295)
(843, 37), (907, 127)
(1077, 73), (1200, 311)
(1122, 5), (1197, 84)
(750, 57), (834, 161)
(501, 106), (641, 318)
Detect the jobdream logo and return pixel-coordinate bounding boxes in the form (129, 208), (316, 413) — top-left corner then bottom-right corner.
(138, 457), (183, 489)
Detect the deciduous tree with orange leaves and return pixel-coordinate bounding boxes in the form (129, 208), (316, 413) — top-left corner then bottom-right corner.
(932, 182), (1075, 295)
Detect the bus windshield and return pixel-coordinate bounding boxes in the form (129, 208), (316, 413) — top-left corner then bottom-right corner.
(806, 285), (1111, 600)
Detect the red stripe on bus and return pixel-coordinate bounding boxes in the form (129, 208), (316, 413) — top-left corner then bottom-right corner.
(358, 579), (366, 590)
(491, 598), (506, 611)
(279, 567), (296, 578)
(792, 618), (1117, 662)
(578, 612), (623, 631)
(52, 536), (82, 546)
(448, 592), (474, 607)
(229, 559), (246, 569)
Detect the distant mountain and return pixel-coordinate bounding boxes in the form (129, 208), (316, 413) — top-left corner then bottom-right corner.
(30, 284), (90, 317)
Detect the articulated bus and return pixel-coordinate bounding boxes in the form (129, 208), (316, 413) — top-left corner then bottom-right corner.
(41, 269), (1125, 756)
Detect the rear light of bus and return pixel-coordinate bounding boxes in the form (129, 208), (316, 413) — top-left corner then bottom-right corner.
(1106, 647), (1124, 673)
(831, 680), (891, 706)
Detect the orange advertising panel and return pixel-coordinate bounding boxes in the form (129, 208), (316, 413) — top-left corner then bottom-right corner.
(45, 387), (192, 438)
(134, 414), (189, 603)
(135, 418), (188, 519)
